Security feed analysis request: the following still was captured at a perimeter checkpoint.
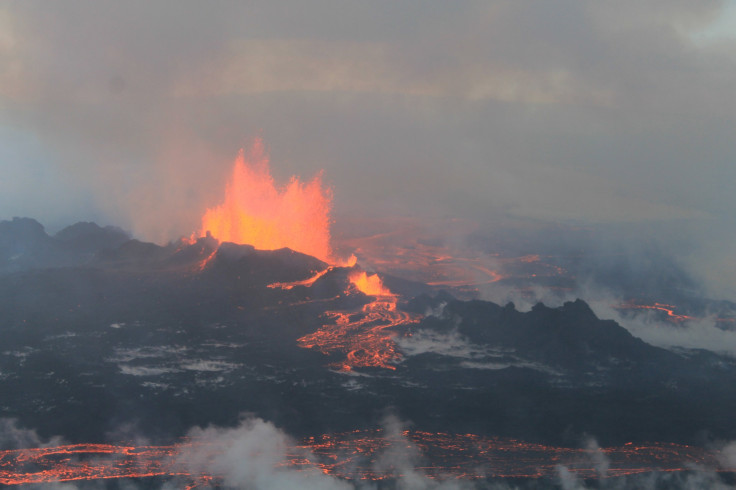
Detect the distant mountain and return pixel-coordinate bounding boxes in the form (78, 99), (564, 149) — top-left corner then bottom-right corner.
(0, 217), (130, 273)
(0, 217), (60, 272)
(406, 294), (679, 373)
(54, 221), (129, 253)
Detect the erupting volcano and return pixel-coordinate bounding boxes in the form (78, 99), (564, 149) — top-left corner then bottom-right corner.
(4, 141), (736, 489)
(194, 141), (413, 371)
(198, 139), (333, 263)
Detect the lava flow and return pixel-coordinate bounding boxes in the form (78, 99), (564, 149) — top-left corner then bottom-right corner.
(195, 140), (413, 370)
(335, 218), (507, 289)
(198, 138), (333, 263)
(267, 256), (355, 290)
(267, 266), (334, 290)
(0, 443), (198, 487)
(297, 271), (419, 371)
(616, 302), (695, 323)
(300, 430), (725, 480)
(1, 432), (730, 486)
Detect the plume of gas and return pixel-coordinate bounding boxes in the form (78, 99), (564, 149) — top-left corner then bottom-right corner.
(0, 419), (79, 490)
(0, 418), (64, 451)
(370, 414), (482, 490)
(173, 416), (350, 490)
(477, 272), (736, 358)
(589, 297), (736, 357)
(175, 414), (485, 490)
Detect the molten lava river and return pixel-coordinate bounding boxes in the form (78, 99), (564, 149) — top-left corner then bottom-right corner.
(296, 270), (420, 371)
(1, 431), (729, 487)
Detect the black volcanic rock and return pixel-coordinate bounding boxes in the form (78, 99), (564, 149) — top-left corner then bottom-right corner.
(100, 239), (174, 264)
(3, 218), (736, 450)
(201, 243), (327, 286)
(412, 295), (677, 373)
(1, 218), (130, 272)
(0, 217), (48, 244)
(0, 217), (60, 272)
(54, 222), (129, 253)
(405, 290), (456, 313)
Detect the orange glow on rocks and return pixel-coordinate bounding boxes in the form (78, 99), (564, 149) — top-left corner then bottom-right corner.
(199, 139), (333, 263)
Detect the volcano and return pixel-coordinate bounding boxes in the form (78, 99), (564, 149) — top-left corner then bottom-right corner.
(3, 215), (736, 487)
(2, 142), (736, 488)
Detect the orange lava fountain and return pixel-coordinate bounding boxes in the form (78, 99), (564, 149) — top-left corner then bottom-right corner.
(199, 139), (333, 263)
(349, 270), (394, 296)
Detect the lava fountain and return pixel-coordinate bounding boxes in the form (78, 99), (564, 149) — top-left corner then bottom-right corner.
(198, 138), (333, 263)
(199, 139), (410, 370)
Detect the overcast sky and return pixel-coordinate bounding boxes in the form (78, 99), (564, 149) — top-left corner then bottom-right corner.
(1, 1), (735, 271)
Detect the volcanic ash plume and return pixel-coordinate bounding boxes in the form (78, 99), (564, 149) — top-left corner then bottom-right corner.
(199, 139), (333, 263)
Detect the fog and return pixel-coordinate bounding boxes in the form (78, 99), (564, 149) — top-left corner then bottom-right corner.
(1, 1), (734, 275)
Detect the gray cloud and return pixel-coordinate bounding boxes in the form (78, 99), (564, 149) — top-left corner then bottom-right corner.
(1, 1), (735, 294)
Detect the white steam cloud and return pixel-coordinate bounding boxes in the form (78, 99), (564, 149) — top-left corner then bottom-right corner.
(172, 416), (351, 490)
(0, 418), (64, 451)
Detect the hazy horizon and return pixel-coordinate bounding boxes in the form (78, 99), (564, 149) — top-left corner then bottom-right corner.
(2, 1), (735, 297)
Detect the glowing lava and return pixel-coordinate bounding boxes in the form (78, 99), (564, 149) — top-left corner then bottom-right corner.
(268, 267), (334, 290)
(0, 443), (196, 487)
(349, 270), (393, 296)
(337, 222), (507, 289)
(197, 140), (410, 370)
(616, 302), (695, 323)
(198, 139), (333, 263)
(298, 271), (418, 371)
(302, 430), (730, 480)
(0, 433), (728, 486)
